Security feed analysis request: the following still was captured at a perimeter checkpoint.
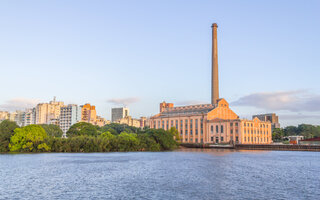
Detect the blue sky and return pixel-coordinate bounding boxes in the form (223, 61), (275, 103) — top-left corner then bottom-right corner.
(0, 0), (319, 127)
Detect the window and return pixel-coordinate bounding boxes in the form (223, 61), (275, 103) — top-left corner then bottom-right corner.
(185, 138), (188, 142)
(236, 136), (239, 142)
(195, 119), (198, 129)
(175, 120), (178, 129)
(216, 137), (219, 143)
(185, 130), (188, 135)
(211, 137), (214, 142)
(195, 138), (198, 143)
(235, 123), (238, 127)
(201, 129), (203, 135)
(221, 125), (224, 133)
(201, 139), (203, 143)
(251, 124), (253, 127)
(190, 119), (193, 129)
(162, 121), (164, 129)
(190, 138), (193, 142)
(166, 120), (169, 130)
(216, 125), (219, 133)
(211, 125), (213, 133)
(244, 137), (246, 142)
(231, 129), (233, 134)
(196, 129), (198, 135)
(230, 123), (233, 126)
(190, 130), (193, 135)
(221, 137), (224, 142)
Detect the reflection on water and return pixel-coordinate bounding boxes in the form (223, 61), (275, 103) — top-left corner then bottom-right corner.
(0, 151), (319, 200)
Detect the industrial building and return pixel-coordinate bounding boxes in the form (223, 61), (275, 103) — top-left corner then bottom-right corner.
(150, 23), (272, 144)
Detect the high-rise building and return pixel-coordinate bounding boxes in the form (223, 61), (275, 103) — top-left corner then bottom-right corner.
(22, 108), (36, 126)
(59, 104), (82, 135)
(111, 107), (129, 122)
(252, 113), (280, 131)
(35, 97), (64, 124)
(81, 103), (97, 124)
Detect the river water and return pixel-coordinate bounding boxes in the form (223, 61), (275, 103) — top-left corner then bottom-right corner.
(0, 149), (319, 200)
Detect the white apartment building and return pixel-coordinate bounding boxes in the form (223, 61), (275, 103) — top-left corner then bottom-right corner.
(59, 104), (81, 136)
(22, 108), (36, 126)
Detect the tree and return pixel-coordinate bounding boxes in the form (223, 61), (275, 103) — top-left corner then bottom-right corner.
(9, 125), (50, 152)
(272, 128), (284, 142)
(100, 123), (139, 135)
(0, 120), (19, 152)
(146, 129), (178, 151)
(169, 127), (180, 143)
(66, 122), (98, 137)
(40, 124), (63, 137)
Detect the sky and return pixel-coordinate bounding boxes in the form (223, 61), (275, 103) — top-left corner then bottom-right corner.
(0, 0), (319, 127)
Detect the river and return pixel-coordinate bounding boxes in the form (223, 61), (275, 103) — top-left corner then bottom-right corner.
(0, 149), (319, 200)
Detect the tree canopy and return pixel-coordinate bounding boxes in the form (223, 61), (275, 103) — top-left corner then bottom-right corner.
(0, 120), (19, 152)
(9, 125), (50, 152)
(66, 122), (98, 137)
(40, 124), (63, 137)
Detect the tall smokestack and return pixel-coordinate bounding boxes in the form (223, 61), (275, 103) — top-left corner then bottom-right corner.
(211, 23), (219, 104)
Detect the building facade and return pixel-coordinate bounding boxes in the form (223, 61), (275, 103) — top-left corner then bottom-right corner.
(111, 107), (129, 122)
(22, 108), (36, 126)
(59, 104), (82, 135)
(35, 97), (64, 124)
(81, 104), (97, 124)
(150, 99), (272, 144)
(95, 116), (110, 127)
(252, 113), (280, 131)
(115, 116), (140, 128)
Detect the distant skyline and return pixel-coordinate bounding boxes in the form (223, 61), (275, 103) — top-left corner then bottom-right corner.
(0, 0), (319, 127)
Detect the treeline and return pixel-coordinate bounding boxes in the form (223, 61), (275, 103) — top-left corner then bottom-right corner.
(0, 120), (179, 153)
(273, 124), (320, 142)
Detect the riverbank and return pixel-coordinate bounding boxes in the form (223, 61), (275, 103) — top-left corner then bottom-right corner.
(180, 143), (320, 152)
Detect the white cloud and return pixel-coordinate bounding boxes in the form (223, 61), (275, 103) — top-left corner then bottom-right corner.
(0, 98), (39, 111)
(231, 90), (320, 112)
(107, 97), (140, 106)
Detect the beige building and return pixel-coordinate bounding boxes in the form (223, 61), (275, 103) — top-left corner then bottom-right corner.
(150, 99), (272, 144)
(36, 97), (64, 124)
(252, 113), (280, 131)
(95, 116), (110, 127)
(0, 111), (9, 121)
(115, 116), (140, 128)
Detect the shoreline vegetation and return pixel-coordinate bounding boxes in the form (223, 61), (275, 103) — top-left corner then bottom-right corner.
(0, 120), (179, 153)
(1, 120), (319, 153)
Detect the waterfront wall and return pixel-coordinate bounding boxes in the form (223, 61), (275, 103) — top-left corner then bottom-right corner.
(180, 143), (320, 151)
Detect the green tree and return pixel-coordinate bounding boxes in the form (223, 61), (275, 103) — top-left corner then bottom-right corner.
(40, 124), (63, 137)
(147, 129), (178, 151)
(272, 128), (284, 142)
(9, 125), (50, 152)
(0, 120), (19, 152)
(169, 127), (180, 143)
(66, 122), (98, 137)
